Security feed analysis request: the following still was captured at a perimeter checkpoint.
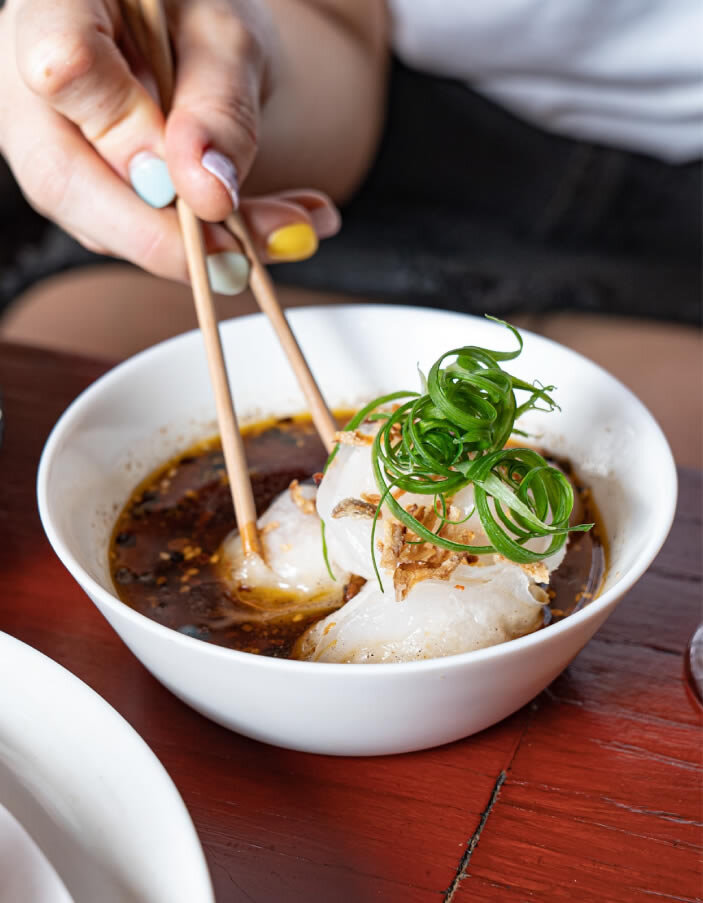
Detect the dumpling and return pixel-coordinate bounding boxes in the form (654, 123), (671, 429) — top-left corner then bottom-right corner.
(294, 556), (549, 663)
(317, 438), (566, 583)
(316, 436), (435, 580)
(219, 481), (350, 616)
(308, 427), (569, 662)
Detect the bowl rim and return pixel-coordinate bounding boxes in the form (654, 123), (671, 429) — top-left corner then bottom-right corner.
(37, 303), (679, 675)
(0, 630), (215, 901)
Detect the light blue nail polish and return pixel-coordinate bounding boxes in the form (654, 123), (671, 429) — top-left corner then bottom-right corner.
(206, 251), (250, 296)
(128, 151), (176, 209)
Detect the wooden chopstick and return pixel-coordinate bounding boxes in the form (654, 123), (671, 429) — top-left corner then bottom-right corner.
(135, 4), (338, 457)
(226, 213), (338, 453)
(120, 0), (148, 58)
(176, 202), (261, 558)
(129, 0), (261, 557)
(136, 0), (173, 109)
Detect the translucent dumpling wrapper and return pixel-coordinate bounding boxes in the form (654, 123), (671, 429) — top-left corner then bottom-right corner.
(309, 425), (571, 662)
(316, 436), (429, 581)
(317, 439), (568, 583)
(219, 482), (350, 618)
(294, 557), (550, 663)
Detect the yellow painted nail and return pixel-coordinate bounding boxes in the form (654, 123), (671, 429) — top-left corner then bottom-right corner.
(266, 223), (318, 262)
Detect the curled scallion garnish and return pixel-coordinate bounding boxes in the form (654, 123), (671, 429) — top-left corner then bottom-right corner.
(322, 318), (593, 589)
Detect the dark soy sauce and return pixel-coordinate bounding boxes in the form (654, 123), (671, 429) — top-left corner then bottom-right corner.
(110, 416), (606, 658)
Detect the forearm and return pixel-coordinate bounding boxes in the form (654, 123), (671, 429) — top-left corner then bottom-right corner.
(246, 0), (389, 202)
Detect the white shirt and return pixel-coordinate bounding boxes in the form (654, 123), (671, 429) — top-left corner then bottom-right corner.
(388, 0), (703, 162)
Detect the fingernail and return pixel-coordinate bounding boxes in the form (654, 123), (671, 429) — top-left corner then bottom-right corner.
(128, 151), (175, 209)
(308, 204), (341, 238)
(206, 251), (250, 295)
(202, 149), (239, 208)
(266, 223), (318, 262)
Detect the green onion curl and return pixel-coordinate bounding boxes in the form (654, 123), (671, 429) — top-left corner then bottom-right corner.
(321, 318), (593, 590)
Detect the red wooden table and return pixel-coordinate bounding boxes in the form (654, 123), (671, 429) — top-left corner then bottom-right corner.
(1, 341), (701, 903)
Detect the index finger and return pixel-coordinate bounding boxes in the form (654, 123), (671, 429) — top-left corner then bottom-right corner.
(16, 0), (174, 207)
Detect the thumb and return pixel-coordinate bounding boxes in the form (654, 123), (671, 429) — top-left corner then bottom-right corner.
(165, 1), (274, 222)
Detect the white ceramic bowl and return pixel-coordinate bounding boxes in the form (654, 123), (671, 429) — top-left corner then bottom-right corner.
(38, 306), (677, 756)
(0, 632), (214, 902)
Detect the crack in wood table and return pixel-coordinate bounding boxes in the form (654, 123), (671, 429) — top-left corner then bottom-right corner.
(0, 341), (700, 903)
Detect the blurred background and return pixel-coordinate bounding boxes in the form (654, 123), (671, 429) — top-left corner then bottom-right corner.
(1, 59), (700, 466)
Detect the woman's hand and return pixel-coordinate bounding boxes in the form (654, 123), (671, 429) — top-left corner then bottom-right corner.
(0, 0), (344, 293)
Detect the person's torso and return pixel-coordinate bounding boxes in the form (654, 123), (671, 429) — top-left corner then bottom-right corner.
(388, 0), (703, 162)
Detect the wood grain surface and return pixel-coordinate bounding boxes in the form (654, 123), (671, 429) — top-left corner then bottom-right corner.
(0, 341), (700, 903)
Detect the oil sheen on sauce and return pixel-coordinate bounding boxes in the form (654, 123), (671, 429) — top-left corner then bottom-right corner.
(109, 416), (606, 659)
